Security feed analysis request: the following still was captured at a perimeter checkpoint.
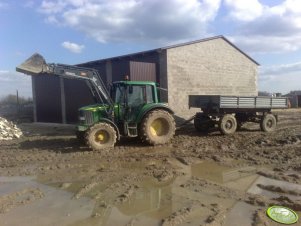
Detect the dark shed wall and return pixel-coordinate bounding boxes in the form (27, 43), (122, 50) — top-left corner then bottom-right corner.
(111, 60), (130, 82)
(34, 75), (62, 123)
(33, 76), (96, 123)
(79, 51), (161, 85)
(94, 62), (107, 86)
(64, 79), (97, 123)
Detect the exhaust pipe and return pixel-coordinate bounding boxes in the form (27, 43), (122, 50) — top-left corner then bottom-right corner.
(16, 53), (49, 76)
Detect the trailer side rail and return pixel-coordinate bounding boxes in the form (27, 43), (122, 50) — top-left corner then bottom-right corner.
(189, 95), (288, 110)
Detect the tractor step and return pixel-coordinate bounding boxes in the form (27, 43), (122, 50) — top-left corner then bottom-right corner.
(125, 123), (138, 137)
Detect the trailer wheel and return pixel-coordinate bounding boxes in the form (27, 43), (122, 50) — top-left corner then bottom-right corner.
(194, 114), (211, 133)
(219, 114), (237, 135)
(86, 123), (117, 151)
(260, 114), (277, 132)
(140, 110), (175, 145)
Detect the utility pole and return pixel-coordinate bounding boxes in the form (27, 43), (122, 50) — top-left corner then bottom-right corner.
(16, 90), (20, 116)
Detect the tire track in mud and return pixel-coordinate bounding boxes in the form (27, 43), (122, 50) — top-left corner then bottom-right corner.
(0, 188), (44, 213)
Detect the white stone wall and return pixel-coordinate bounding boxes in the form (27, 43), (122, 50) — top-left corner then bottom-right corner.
(166, 38), (258, 120)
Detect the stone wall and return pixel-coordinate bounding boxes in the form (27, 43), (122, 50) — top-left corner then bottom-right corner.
(166, 38), (258, 120)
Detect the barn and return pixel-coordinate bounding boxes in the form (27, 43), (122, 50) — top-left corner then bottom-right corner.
(31, 35), (259, 124)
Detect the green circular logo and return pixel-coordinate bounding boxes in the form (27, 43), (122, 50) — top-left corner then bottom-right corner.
(267, 206), (299, 224)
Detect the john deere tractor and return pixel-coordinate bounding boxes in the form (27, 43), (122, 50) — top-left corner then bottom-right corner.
(17, 54), (175, 151)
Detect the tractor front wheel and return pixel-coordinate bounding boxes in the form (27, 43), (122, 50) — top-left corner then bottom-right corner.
(140, 110), (175, 145)
(86, 123), (117, 151)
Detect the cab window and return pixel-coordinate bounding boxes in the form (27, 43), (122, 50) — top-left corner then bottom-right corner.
(127, 85), (144, 106)
(145, 85), (154, 103)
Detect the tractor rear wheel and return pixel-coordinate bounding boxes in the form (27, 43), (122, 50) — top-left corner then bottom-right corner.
(86, 123), (117, 151)
(140, 110), (175, 145)
(219, 114), (237, 135)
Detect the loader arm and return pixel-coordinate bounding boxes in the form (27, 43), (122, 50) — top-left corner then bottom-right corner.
(16, 53), (114, 108)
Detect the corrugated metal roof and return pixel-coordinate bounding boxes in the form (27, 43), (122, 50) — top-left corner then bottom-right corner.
(78, 35), (260, 66)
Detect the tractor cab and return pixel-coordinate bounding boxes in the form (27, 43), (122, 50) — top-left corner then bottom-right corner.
(111, 81), (159, 136)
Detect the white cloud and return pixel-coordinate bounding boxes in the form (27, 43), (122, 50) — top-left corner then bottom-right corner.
(229, 35), (301, 54)
(39, 0), (221, 44)
(39, 0), (67, 14)
(226, 0), (301, 54)
(224, 0), (264, 22)
(259, 62), (301, 93)
(61, 41), (85, 53)
(0, 71), (32, 98)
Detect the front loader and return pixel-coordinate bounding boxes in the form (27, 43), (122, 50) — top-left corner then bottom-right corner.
(16, 53), (175, 151)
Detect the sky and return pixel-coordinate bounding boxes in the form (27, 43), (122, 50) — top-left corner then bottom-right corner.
(1, 0), (301, 98)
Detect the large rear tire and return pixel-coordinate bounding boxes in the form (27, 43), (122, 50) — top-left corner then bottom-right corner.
(86, 123), (117, 151)
(260, 114), (277, 132)
(219, 114), (237, 135)
(140, 110), (175, 145)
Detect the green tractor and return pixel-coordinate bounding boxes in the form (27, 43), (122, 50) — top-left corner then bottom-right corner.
(17, 54), (175, 150)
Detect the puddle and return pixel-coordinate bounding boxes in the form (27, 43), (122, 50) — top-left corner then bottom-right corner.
(0, 176), (95, 226)
(223, 201), (257, 226)
(191, 161), (257, 184)
(70, 182), (174, 226)
(71, 161), (260, 225)
(224, 174), (301, 226)
(1, 163), (299, 226)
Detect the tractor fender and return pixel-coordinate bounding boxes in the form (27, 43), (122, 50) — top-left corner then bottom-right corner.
(93, 118), (121, 140)
(137, 104), (174, 123)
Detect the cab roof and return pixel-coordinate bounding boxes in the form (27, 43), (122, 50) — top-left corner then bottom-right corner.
(112, 81), (157, 86)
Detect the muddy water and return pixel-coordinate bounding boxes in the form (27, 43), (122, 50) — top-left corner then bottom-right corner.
(0, 161), (300, 226)
(0, 176), (95, 226)
(191, 161), (257, 184)
(71, 182), (174, 226)
(69, 161), (263, 226)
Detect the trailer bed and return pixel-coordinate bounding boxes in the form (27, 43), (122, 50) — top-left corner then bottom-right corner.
(189, 95), (288, 110)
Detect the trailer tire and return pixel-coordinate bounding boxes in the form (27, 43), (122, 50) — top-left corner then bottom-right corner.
(86, 123), (117, 151)
(140, 110), (175, 145)
(260, 114), (277, 132)
(194, 114), (211, 133)
(219, 114), (237, 135)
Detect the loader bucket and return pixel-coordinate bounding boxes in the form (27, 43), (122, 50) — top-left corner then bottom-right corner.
(16, 53), (48, 76)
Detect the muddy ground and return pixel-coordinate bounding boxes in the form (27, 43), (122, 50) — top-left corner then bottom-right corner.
(0, 109), (300, 226)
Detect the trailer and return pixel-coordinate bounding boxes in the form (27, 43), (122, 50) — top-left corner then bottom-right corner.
(189, 95), (289, 135)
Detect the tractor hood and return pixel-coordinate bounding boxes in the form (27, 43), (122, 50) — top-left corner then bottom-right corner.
(79, 104), (110, 112)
